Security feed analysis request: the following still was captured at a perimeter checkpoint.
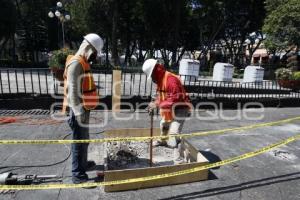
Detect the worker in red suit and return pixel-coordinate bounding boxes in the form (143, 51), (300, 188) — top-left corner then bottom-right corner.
(143, 59), (191, 164)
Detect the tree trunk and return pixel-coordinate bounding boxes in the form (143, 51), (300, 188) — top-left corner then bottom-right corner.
(138, 45), (144, 63)
(177, 48), (186, 65)
(105, 36), (109, 67)
(0, 38), (9, 57)
(171, 0), (181, 67)
(160, 49), (170, 68)
(12, 34), (17, 63)
(128, 41), (136, 66)
(125, 40), (130, 67)
(111, 0), (120, 67)
(171, 49), (177, 68)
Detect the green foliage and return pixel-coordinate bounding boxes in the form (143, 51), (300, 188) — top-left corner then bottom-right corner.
(264, 0), (286, 12)
(14, 0), (52, 58)
(192, 0), (266, 67)
(66, 0), (93, 42)
(263, 0), (300, 53)
(0, 0), (16, 40)
(275, 68), (293, 80)
(276, 68), (300, 80)
(2, 0), (268, 66)
(83, 0), (266, 67)
(0, 0), (16, 54)
(292, 72), (300, 81)
(48, 48), (75, 69)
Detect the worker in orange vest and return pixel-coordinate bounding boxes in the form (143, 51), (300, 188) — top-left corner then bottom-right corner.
(63, 33), (102, 184)
(143, 59), (191, 164)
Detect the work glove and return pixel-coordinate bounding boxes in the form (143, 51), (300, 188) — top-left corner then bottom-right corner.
(146, 102), (157, 114)
(76, 112), (87, 124)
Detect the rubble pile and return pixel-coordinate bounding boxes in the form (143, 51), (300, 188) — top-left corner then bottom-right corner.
(106, 141), (174, 170)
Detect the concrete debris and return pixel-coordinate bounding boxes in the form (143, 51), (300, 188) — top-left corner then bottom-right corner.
(106, 141), (174, 170)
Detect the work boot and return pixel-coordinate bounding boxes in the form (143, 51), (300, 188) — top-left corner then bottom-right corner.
(72, 175), (96, 189)
(153, 140), (167, 147)
(87, 160), (96, 170)
(72, 174), (89, 184)
(167, 137), (178, 148)
(173, 145), (184, 165)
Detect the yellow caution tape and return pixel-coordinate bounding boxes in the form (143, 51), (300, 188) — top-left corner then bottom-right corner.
(1, 116), (300, 145)
(0, 134), (299, 190)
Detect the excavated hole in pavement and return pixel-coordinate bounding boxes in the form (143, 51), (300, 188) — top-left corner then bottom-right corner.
(106, 141), (176, 170)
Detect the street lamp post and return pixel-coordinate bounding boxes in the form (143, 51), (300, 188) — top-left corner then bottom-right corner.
(48, 2), (70, 47)
(245, 33), (261, 65)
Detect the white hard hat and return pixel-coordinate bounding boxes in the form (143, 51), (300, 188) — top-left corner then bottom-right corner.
(84, 33), (104, 56)
(142, 59), (157, 80)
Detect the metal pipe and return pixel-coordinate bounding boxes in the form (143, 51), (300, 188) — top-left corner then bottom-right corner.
(15, 69), (19, 94)
(150, 111), (153, 167)
(62, 21), (65, 47)
(0, 70), (3, 94)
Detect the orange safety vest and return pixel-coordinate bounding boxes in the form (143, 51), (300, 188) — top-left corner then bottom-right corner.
(157, 71), (190, 122)
(62, 55), (99, 114)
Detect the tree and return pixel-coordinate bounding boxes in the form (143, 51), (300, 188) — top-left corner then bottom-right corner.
(15, 0), (52, 61)
(219, 0), (265, 67)
(190, 0), (266, 67)
(66, 0), (93, 47)
(56, 0), (268, 69)
(83, 0), (216, 67)
(86, 0), (121, 66)
(0, 0), (16, 57)
(142, 0), (193, 67)
(263, 0), (300, 55)
(191, 0), (224, 58)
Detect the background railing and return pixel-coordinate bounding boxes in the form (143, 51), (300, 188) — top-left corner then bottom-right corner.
(0, 68), (299, 100)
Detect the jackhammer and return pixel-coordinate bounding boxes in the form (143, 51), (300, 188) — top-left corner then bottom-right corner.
(0, 172), (61, 185)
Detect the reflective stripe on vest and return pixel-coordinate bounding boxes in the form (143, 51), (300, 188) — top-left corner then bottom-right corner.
(62, 55), (99, 114)
(157, 71), (190, 122)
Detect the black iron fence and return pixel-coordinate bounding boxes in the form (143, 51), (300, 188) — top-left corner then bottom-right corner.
(0, 60), (48, 68)
(0, 68), (299, 100)
(0, 68), (51, 95)
(183, 79), (299, 100)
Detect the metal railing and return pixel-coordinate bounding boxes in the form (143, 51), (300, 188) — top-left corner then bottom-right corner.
(0, 68), (51, 95)
(0, 68), (299, 100)
(182, 78), (298, 100)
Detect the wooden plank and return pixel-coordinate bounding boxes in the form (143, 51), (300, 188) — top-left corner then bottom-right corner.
(112, 70), (121, 112)
(104, 160), (209, 192)
(105, 128), (161, 138)
(103, 129), (209, 192)
(181, 139), (202, 162)
(180, 139), (209, 163)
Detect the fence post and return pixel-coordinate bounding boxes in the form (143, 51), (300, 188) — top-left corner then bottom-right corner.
(112, 70), (121, 112)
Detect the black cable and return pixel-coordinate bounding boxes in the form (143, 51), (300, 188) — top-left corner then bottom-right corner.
(89, 129), (105, 135)
(0, 126), (105, 174)
(0, 133), (72, 174)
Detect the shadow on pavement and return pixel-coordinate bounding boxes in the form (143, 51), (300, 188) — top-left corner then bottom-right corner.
(87, 164), (104, 172)
(158, 171), (300, 200)
(199, 150), (222, 170)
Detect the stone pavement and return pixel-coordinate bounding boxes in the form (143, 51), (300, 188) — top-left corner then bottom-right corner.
(0, 107), (299, 200)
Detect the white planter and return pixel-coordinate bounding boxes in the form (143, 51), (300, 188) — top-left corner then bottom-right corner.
(179, 59), (200, 82)
(213, 62), (234, 82)
(243, 66), (264, 83)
